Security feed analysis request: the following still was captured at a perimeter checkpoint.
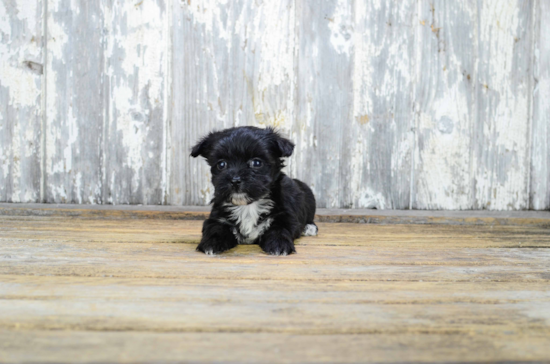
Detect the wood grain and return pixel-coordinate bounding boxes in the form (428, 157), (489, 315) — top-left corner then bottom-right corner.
(0, 1), (548, 210)
(294, 0), (352, 209)
(2, 330), (549, 363)
(1, 276), (550, 334)
(0, 215), (549, 362)
(45, 0), (105, 204)
(473, 0), (534, 209)
(0, 0), (43, 203)
(2, 217), (549, 247)
(102, 0), (169, 205)
(341, 0), (414, 209)
(413, 1), (476, 209)
(170, 0), (296, 205)
(530, 0), (550, 210)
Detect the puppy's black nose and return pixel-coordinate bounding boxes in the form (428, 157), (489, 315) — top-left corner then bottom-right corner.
(231, 176), (241, 185)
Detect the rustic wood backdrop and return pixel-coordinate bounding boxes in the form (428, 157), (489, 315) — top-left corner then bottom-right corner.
(1, 0), (548, 210)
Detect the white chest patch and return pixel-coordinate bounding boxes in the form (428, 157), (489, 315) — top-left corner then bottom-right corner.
(223, 198), (274, 244)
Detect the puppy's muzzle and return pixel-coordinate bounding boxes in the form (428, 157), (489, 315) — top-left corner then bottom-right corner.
(231, 176), (241, 187)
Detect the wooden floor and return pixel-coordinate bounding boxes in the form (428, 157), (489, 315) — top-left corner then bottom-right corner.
(1, 208), (550, 363)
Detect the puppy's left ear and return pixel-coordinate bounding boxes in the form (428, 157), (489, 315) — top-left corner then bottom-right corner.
(276, 136), (295, 157)
(269, 128), (295, 157)
(191, 133), (215, 158)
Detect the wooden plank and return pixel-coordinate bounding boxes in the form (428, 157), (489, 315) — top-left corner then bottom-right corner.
(1, 221), (549, 281)
(1, 218), (549, 248)
(2, 203), (550, 226)
(3, 236), (550, 262)
(2, 246), (548, 282)
(413, 1), (476, 209)
(340, 0), (414, 209)
(0, 0), (43, 203)
(1, 277), (550, 335)
(102, 0), (169, 205)
(1, 216), (549, 362)
(3, 276), (550, 305)
(293, 0), (353, 208)
(170, 0), (296, 205)
(170, 0), (228, 206)
(530, 0), (550, 210)
(4, 297), (549, 335)
(1, 1), (546, 211)
(473, 0), (534, 210)
(45, 0), (105, 204)
(45, 0), (170, 205)
(2, 330), (549, 363)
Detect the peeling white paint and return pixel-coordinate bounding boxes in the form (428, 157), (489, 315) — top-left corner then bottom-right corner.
(415, 82), (471, 210)
(349, 130), (366, 207)
(253, 1), (294, 89)
(357, 188), (387, 210)
(44, 11), (66, 183)
(15, 0), (38, 29)
(1, 0), (547, 209)
(328, 0), (354, 55)
(0, 1), (12, 36)
(187, 0), (230, 41)
(0, 0), (42, 203)
(46, 17), (67, 59)
(0, 64), (39, 107)
(352, 0), (372, 123)
(62, 109), (79, 173)
(9, 117), (21, 202)
(474, 0), (531, 210)
(102, 0), (168, 203)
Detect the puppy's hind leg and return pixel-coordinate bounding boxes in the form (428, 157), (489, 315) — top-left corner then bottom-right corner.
(302, 222), (318, 236)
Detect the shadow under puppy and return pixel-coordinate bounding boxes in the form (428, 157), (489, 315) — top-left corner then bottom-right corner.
(191, 126), (318, 256)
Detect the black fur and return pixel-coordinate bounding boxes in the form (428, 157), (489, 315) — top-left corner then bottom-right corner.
(191, 126), (317, 255)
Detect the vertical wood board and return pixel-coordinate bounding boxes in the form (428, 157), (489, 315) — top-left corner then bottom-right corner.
(530, 0), (550, 210)
(341, 0), (415, 209)
(294, 0), (353, 208)
(0, 0), (547, 210)
(0, 0), (43, 203)
(103, 0), (169, 205)
(170, 0), (296, 205)
(473, 0), (533, 210)
(413, 1), (477, 209)
(45, 0), (105, 203)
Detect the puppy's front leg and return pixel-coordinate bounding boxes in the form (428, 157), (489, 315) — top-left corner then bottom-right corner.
(197, 219), (238, 255)
(259, 222), (296, 256)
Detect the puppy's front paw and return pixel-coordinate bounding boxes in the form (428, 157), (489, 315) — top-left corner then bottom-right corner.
(261, 236), (296, 256)
(196, 239), (234, 255)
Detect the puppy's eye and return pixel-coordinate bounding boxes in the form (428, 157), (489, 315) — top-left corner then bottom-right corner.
(249, 159), (263, 168)
(217, 161), (227, 170)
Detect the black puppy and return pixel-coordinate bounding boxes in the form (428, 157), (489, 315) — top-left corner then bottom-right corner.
(191, 126), (317, 255)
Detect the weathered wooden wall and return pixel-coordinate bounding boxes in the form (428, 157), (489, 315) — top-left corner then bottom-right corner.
(1, 0), (548, 210)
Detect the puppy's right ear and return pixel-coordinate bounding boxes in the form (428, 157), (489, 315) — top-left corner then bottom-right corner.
(191, 133), (213, 158)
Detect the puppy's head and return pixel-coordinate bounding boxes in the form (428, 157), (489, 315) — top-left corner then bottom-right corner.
(191, 126), (294, 206)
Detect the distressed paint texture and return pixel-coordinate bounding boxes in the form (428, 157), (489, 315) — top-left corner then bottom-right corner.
(530, 0), (550, 210)
(0, 0), (548, 210)
(44, 0), (169, 204)
(294, 0), (352, 209)
(343, 0), (415, 209)
(0, 0), (43, 202)
(45, 0), (105, 203)
(413, 1), (476, 209)
(103, 0), (168, 205)
(473, 0), (533, 210)
(170, 0), (296, 205)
